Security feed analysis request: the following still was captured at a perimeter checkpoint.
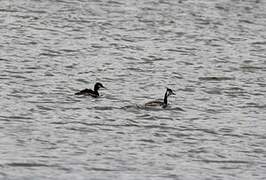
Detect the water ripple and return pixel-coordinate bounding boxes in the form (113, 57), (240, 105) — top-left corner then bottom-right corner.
(1, 0), (266, 179)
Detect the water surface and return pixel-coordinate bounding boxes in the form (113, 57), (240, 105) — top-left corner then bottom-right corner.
(0, 0), (266, 179)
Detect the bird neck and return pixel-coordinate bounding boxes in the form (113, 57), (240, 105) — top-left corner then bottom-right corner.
(94, 85), (99, 92)
(163, 91), (168, 105)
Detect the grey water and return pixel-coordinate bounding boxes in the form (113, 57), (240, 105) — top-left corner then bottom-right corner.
(0, 0), (266, 179)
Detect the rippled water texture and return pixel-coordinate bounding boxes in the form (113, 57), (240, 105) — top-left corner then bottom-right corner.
(1, 0), (266, 179)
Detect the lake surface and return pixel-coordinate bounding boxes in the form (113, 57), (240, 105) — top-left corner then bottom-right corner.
(1, 0), (266, 179)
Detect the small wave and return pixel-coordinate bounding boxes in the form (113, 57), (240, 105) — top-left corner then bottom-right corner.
(89, 167), (120, 172)
(141, 125), (183, 132)
(0, 115), (32, 120)
(239, 19), (254, 24)
(121, 105), (139, 110)
(36, 105), (54, 111)
(224, 87), (247, 97)
(135, 104), (184, 111)
(171, 107), (185, 111)
(205, 108), (228, 114)
(39, 49), (62, 57)
(251, 41), (266, 45)
(75, 78), (90, 83)
(94, 106), (115, 110)
(137, 105), (164, 111)
(240, 65), (265, 71)
(180, 87), (195, 92)
(6, 162), (53, 167)
(138, 139), (156, 143)
(39, 52), (61, 57)
(54, 121), (140, 128)
(240, 103), (266, 109)
(204, 89), (222, 95)
(198, 159), (253, 164)
(0, 9), (18, 13)
(0, 58), (9, 61)
(195, 128), (219, 135)
(199, 77), (235, 81)
(60, 49), (79, 53)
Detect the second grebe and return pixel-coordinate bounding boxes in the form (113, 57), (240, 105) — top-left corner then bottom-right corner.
(145, 88), (175, 108)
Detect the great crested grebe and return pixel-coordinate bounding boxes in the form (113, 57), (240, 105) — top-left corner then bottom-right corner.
(75, 82), (105, 97)
(145, 88), (175, 108)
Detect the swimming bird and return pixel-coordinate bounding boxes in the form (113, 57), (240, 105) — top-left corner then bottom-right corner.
(75, 82), (105, 97)
(144, 88), (175, 108)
